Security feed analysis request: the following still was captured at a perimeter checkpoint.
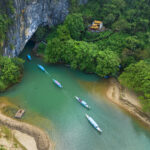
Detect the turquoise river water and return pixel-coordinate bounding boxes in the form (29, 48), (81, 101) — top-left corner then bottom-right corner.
(1, 44), (150, 150)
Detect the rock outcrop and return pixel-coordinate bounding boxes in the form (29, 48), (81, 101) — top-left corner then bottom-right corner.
(4, 0), (69, 57)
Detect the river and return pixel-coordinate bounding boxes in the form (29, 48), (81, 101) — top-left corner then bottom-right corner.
(1, 43), (150, 150)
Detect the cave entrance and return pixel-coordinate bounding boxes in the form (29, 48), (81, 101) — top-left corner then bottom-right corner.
(21, 25), (53, 57)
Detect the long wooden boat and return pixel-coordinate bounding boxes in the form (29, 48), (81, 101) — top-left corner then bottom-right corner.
(52, 79), (63, 88)
(86, 114), (102, 133)
(75, 96), (90, 109)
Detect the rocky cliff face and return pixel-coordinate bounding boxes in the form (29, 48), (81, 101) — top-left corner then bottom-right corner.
(4, 0), (69, 57)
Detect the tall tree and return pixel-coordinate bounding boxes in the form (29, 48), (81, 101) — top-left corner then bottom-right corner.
(96, 50), (120, 77)
(64, 13), (85, 40)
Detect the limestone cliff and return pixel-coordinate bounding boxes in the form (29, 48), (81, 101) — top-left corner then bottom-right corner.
(3, 0), (69, 57)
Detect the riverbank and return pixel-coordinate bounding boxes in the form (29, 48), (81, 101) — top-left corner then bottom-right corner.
(0, 56), (24, 93)
(0, 125), (37, 150)
(0, 112), (51, 150)
(13, 130), (37, 150)
(0, 125), (26, 149)
(106, 78), (150, 128)
(0, 73), (23, 93)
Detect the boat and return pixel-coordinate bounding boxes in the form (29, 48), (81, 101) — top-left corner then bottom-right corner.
(37, 64), (46, 72)
(75, 96), (90, 109)
(85, 114), (102, 133)
(26, 54), (31, 61)
(15, 109), (25, 119)
(52, 79), (63, 88)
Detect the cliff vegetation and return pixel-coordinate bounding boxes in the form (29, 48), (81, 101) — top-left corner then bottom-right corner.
(0, 0), (14, 52)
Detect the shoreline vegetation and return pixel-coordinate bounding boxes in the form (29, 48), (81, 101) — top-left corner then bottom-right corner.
(0, 56), (24, 92)
(0, 112), (51, 150)
(105, 78), (150, 128)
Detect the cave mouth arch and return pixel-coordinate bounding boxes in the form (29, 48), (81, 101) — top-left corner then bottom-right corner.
(3, 0), (69, 57)
(20, 25), (51, 57)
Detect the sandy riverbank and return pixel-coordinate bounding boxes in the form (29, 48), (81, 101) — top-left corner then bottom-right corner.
(106, 78), (150, 128)
(0, 112), (51, 150)
(13, 130), (38, 150)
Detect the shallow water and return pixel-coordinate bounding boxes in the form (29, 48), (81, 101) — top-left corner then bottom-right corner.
(1, 44), (150, 150)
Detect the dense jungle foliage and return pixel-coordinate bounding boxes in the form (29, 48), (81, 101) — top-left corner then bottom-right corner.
(34, 0), (150, 111)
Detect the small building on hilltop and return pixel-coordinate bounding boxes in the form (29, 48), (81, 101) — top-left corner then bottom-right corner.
(89, 20), (104, 32)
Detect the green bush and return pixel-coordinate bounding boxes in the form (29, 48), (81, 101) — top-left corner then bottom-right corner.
(64, 13), (85, 40)
(119, 60), (150, 112)
(45, 38), (62, 63)
(0, 56), (24, 92)
(45, 37), (120, 76)
(37, 43), (46, 55)
(0, 80), (7, 92)
(96, 50), (120, 77)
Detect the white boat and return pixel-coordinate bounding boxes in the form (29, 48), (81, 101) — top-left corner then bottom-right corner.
(75, 96), (90, 109)
(85, 114), (102, 133)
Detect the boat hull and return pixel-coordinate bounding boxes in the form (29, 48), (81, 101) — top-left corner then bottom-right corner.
(52, 79), (63, 88)
(75, 96), (90, 109)
(86, 114), (102, 133)
(37, 64), (46, 72)
(26, 54), (31, 61)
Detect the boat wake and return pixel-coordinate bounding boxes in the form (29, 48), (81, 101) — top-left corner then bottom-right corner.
(45, 71), (51, 76)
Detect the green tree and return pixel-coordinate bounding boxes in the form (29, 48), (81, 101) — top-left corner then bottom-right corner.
(56, 25), (71, 41)
(112, 18), (130, 32)
(119, 60), (150, 112)
(44, 38), (63, 63)
(125, 36), (144, 51)
(0, 56), (24, 91)
(137, 18), (149, 32)
(0, 58), (19, 84)
(64, 13), (85, 40)
(62, 39), (98, 72)
(104, 13), (116, 26)
(119, 60), (150, 93)
(96, 50), (120, 77)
